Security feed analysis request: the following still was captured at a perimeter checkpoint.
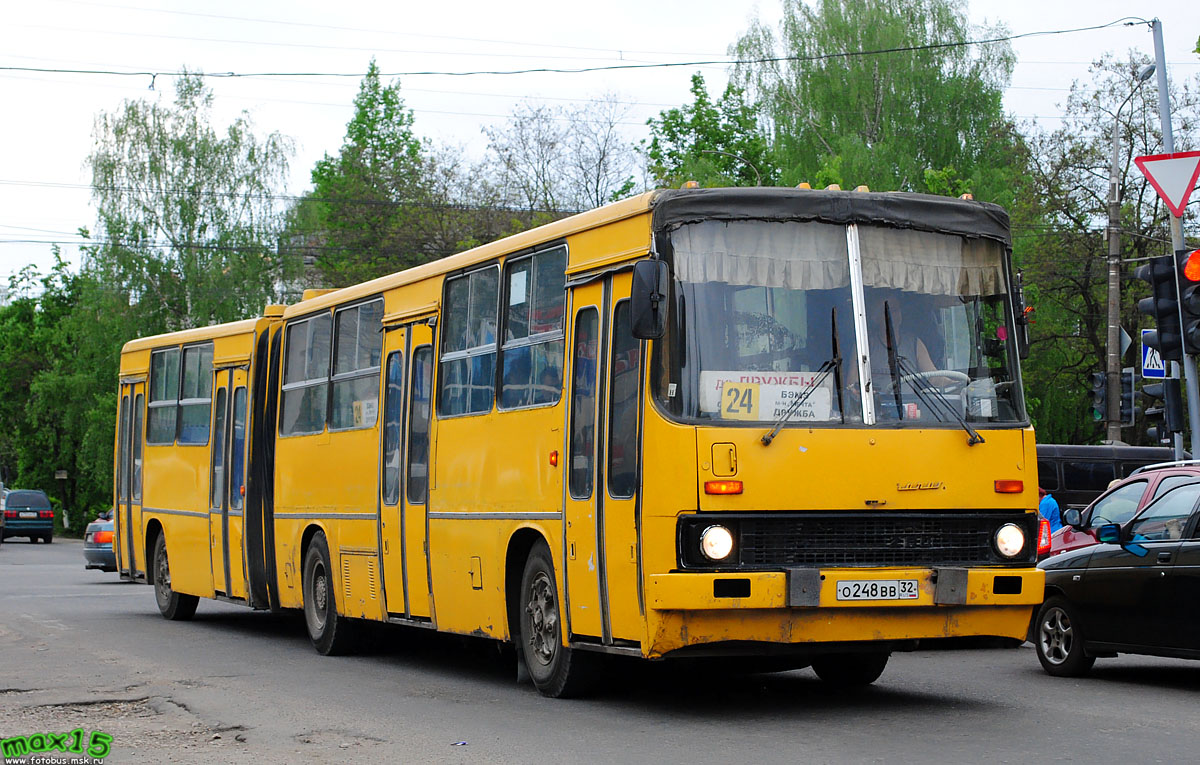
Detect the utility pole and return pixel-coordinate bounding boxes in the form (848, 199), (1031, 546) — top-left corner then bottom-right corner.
(1106, 65), (1156, 442)
(1150, 19), (1198, 458)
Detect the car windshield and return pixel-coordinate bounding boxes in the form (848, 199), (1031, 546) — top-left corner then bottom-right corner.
(653, 219), (1025, 427)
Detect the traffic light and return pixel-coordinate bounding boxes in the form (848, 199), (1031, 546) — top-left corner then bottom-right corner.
(1089, 371), (1106, 422)
(1142, 378), (1184, 444)
(1119, 368), (1138, 426)
(1176, 248), (1200, 355)
(1137, 254), (1183, 361)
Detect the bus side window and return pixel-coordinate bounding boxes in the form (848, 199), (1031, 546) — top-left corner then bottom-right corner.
(407, 346), (433, 505)
(439, 268), (499, 417)
(608, 301), (639, 498)
(569, 308), (599, 499)
(501, 247), (565, 410)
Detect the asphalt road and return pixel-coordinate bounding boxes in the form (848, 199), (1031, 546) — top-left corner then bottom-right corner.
(2, 538), (1198, 764)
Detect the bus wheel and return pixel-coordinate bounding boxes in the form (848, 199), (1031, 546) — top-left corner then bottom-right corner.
(519, 541), (595, 698)
(302, 531), (358, 656)
(153, 534), (198, 621)
(812, 652), (889, 686)
(1035, 597), (1095, 677)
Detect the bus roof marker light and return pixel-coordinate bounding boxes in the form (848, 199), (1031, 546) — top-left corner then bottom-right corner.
(854, 185), (870, 192)
(994, 479), (1023, 493)
(796, 182), (812, 189)
(682, 180), (700, 189)
(704, 480), (743, 495)
(825, 184), (841, 191)
(959, 193), (975, 201)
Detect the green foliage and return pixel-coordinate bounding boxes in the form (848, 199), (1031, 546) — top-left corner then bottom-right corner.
(644, 73), (777, 188)
(731, 0), (1019, 201)
(1016, 55), (1200, 444)
(87, 72), (297, 328)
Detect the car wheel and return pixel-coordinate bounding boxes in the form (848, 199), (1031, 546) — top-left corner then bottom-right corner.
(812, 652), (890, 686)
(302, 531), (358, 656)
(1035, 596), (1095, 677)
(153, 534), (198, 621)
(43, 534), (53, 544)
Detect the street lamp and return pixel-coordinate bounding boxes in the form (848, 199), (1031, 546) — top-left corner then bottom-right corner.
(1104, 63), (1156, 442)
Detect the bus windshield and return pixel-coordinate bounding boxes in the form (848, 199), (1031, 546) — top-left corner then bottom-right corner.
(655, 219), (1025, 427)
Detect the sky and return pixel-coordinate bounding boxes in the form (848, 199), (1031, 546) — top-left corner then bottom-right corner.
(1, 0), (1197, 289)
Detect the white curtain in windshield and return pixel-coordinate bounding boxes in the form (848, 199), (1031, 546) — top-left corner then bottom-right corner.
(859, 227), (1005, 296)
(672, 220), (849, 290)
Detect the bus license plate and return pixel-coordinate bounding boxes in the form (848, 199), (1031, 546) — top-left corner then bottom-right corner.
(835, 579), (919, 601)
(19, 511), (37, 519)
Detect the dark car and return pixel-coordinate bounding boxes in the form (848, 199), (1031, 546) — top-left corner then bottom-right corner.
(84, 514), (116, 572)
(1033, 472), (1200, 676)
(1, 489), (54, 543)
(1047, 461), (1200, 556)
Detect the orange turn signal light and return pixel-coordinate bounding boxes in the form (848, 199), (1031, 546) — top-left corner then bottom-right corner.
(705, 480), (743, 495)
(549, 450), (559, 467)
(994, 479), (1023, 494)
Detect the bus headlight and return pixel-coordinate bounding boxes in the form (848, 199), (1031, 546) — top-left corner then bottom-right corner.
(995, 523), (1026, 558)
(700, 525), (735, 561)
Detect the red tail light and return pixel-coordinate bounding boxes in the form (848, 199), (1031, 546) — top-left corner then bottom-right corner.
(3, 510), (15, 519)
(39, 510), (54, 519)
(94, 530), (114, 545)
(1036, 518), (1051, 556)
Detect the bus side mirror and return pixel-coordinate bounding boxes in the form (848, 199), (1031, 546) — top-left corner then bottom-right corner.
(631, 260), (669, 340)
(1012, 271), (1031, 360)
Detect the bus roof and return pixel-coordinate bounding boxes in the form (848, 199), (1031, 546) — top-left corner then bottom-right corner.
(120, 316), (265, 355)
(281, 190), (662, 320)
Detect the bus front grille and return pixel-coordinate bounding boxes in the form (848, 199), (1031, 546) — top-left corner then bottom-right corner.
(678, 512), (1038, 569)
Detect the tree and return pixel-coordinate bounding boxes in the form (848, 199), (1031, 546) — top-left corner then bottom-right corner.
(87, 72), (296, 330)
(484, 95), (639, 211)
(1017, 54), (1200, 443)
(298, 60), (433, 286)
(644, 73), (776, 188)
(730, 0), (1018, 202)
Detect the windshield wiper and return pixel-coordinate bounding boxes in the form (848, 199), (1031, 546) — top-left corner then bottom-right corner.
(761, 308), (843, 446)
(892, 354), (985, 446)
(883, 302), (904, 419)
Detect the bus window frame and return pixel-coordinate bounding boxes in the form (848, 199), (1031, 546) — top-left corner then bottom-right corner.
(499, 246), (567, 412)
(407, 344), (434, 506)
(280, 310), (334, 438)
(437, 264), (501, 419)
(147, 342), (214, 446)
(329, 297), (384, 433)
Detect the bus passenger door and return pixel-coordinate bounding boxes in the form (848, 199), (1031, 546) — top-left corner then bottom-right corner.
(564, 284), (604, 640)
(379, 327), (408, 616)
(404, 324), (435, 620)
(116, 382), (145, 580)
(209, 370), (231, 596)
(226, 372), (250, 600)
(602, 272), (642, 644)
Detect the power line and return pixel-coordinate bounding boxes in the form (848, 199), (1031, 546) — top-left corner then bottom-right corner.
(0, 18), (1151, 80)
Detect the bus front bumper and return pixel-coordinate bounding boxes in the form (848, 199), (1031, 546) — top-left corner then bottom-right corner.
(642, 567), (1043, 657)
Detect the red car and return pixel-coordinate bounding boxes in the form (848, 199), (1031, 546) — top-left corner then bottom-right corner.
(1049, 462), (1200, 556)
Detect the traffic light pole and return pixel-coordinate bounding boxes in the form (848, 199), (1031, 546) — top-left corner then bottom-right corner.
(1152, 19), (1198, 458)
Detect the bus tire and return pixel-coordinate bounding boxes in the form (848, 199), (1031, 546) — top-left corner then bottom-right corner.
(812, 652), (889, 686)
(1035, 597), (1095, 677)
(302, 531), (358, 656)
(518, 541), (595, 698)
(153, 533), (198, 621)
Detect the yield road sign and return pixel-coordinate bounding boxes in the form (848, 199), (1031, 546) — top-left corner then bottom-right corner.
(1143, 329), (1166, 379)
(1134, 151), (1200, 218)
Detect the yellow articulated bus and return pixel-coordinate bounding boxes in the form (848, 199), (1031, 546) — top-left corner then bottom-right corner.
(115, 186), (1045, 697)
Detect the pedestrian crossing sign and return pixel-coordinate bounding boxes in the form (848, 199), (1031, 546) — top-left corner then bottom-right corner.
(1142, 329), (1166, 379)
